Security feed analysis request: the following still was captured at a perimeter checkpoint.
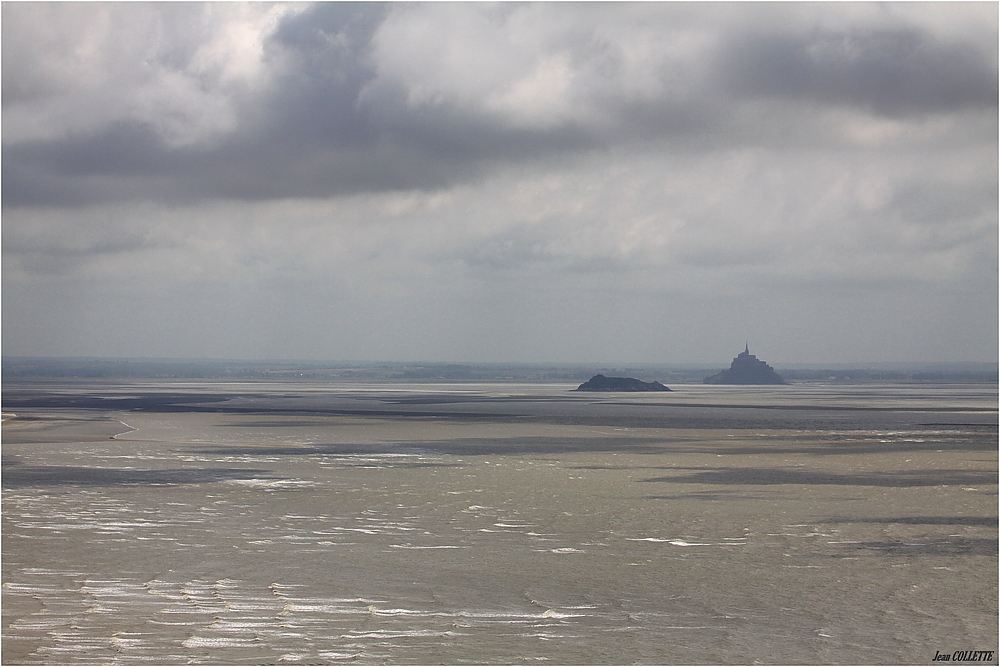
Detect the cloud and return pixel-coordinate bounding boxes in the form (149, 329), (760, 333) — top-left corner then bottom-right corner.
(720, 28), (998, 115)
(2, 3), (291, 146)
(2, 3), (996, 363)
(3, 3), (996, 206)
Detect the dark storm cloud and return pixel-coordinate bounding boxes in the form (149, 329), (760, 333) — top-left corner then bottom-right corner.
(263, 1), (601, 163)
(3, 3), (994, 208)
(3, 122), (170, 206)
(3, 3), (393, 205)
(2, 3), (608, 206)
(258, 2), (384, 149)
(721, 27), (997, 115)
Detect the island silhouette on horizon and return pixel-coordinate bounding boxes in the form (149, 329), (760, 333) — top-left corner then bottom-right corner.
(575, 374), (672, 392)
(704, 344), (787, 385)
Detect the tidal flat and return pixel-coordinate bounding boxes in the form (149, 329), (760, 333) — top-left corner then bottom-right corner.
(2, 380), (997, 665)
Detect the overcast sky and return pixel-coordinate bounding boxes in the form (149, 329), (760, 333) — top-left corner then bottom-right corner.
(3, 2), (997, 365)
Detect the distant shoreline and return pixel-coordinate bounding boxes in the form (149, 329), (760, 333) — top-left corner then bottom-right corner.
(2, 357), (997, 385)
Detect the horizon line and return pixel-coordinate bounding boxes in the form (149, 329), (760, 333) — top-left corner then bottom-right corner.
(2, 355), (997, 369)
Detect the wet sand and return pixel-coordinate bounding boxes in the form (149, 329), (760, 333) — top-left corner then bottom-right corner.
(2, 381), (997, 664)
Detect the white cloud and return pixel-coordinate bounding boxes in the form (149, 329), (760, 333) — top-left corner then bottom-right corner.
(2, 3), (299, 147)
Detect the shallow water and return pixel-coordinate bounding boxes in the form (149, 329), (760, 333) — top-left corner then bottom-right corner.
(2, 381), (997, 664)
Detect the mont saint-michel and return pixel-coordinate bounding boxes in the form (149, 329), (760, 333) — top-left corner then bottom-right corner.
(704, 344), (787, 385)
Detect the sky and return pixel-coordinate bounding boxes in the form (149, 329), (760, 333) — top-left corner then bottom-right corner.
(2, 2), (997, 365)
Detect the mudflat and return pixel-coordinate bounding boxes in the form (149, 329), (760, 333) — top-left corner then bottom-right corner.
(2, 380), (997, 664)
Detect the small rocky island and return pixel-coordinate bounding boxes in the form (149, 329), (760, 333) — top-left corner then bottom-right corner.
(704, 344), (786, 385)
(575, 374), (672, 392)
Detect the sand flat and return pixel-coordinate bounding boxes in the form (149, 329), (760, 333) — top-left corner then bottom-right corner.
(2, 380), (996, 664)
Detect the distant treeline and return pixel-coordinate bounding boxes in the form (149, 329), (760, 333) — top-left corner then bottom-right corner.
(2, 358), (274, 379)
(777, 368), (999, 383)
(2, 358), (996, 384)
(1, 358), (590, 382)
